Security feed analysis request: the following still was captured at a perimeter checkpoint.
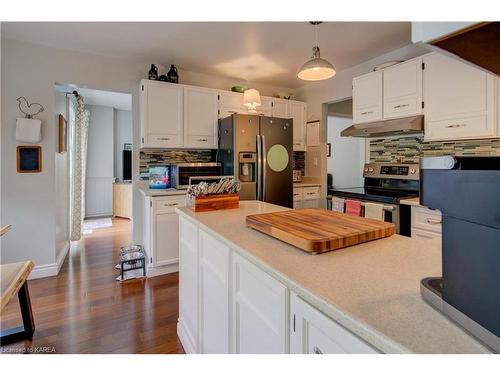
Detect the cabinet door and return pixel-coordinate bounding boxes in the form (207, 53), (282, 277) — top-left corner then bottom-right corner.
(219, 91), (247, 118)
(184, 86), (219, 149)
(423, 53), (496, 141)
(352, 71), (383, 124)
(141, 81), (183, 148)
(411, 227), (442, 240)
(290, 292), (378, 354)
(272, 98), (290, 118)
(383, 59), (423, 119)
(199, 230), (230, 353)
(290, 101), (307, 150)
(178, 217), (199, 353)
(257, 97), (273, 116)
(232, 253), (288, 353)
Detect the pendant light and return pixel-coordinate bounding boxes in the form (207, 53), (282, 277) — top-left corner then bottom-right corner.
(298, 22), (336, 81)
(243, 88), (261, 114)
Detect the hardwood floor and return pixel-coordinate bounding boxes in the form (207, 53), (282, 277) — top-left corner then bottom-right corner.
(0, 218), (185, 354)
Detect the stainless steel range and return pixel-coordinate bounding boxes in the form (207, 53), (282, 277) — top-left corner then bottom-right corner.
(328, 162), (420, 234)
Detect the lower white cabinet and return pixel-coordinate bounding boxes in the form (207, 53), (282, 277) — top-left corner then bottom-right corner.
(290, 292), (378, 354)
(178, 216), (199, 354)
(232, 252), (288, 354)
(199, 230), (230, 353)
(177, 216), (382, 354)
(411, 206), (442, 240)
(294, 185), (320, 209)
(143, 195), (186, 276)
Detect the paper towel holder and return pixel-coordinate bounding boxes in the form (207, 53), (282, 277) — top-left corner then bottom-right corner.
(16, 96), (45, 119)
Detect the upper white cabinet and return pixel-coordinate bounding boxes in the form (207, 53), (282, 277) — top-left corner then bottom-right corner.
(198, 230), (230, 354)
(383, 58), (423, 119)
(290, 292), (378, 354)
(232, 252), (288, 354)
(218, 91), (247, 118)
(352, 71), (383, 124)
(272, 98), (290, 118)
(423, 52), (497, 141)
(257, 97), (273, 116)
(183, 86), (219, 149)
(290, 100), (307, 151)
(140, 80), (183, 148)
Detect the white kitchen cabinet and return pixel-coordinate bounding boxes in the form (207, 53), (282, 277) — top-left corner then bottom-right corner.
(290, 100), (307, 151)
(232, 252), (288, 353)
(219, 91), (247, 119)
(383, 58), (423, 119)
(294, 186), (320, 209)
(140, 80), (183, 148)
(178, 216), (199, 354)
(423, 52), (497, 141)
(198, 230), (230, 354)
(272, 98), (290, 118)
(290, 292), (378, 354)
(306, 121), (320, 147)
(411, 205), (442, 240)
(183, 86), (219, 149)
(352, 71), (383, 124)
(143, 195), (186, 276)
(257, 97), (273, 116)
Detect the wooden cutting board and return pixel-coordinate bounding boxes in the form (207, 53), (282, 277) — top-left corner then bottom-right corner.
(246, 208), (395, 254)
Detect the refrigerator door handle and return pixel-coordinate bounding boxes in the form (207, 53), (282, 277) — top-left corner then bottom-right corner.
(256, 134), (262, 201)
(261, 135), (267, 202)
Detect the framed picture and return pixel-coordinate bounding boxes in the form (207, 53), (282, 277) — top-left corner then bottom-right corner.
(17, 146), (42, 173)
(58, 114), (67, 153)
(327, 143), (332, 157)
(124, 143), (132, 151)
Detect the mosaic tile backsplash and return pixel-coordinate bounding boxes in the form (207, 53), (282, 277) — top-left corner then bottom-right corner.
(140, 149), (216, 179)
(370, 137), (500, 163)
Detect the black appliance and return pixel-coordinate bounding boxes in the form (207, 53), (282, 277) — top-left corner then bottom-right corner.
(123, 150), (132, 181)
(420, 156), (500, 352)
(170, 162), (222, 189)
(328, 162), (420, 234)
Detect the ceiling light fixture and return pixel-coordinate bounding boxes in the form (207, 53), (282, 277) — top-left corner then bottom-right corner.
(298, 21), (336, 81)
(243, 88), (261, 114)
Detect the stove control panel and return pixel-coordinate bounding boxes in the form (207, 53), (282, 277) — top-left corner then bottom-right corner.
(363, 163), (420, 180)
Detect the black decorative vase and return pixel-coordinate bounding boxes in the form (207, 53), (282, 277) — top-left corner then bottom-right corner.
(167, 65), (179, 83)
(148, 64), (158, 80)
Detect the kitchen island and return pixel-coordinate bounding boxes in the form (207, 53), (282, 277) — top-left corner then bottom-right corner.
(175, 201), (490, 354)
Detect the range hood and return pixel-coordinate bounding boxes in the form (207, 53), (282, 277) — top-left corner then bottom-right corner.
(341, 115), (424, 138)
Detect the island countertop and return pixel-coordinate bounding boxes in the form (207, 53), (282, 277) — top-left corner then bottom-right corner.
(176, 201), (490, 354)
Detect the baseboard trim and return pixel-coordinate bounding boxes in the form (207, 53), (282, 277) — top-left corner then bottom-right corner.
(146, 263), (179, 278)
(177, 319), (196, 354)
(28, 242), (70, 280)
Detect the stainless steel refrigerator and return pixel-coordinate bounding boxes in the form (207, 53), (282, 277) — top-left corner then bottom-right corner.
(218, 114), (293, 208)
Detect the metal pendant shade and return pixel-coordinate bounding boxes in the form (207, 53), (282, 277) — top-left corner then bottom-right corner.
(298, 22), (336, 81)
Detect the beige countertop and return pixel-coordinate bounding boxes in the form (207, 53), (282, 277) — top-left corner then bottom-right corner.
(139, 187), (186, 197)
(176, 201), (490, 354)
(400, 197), (422, 206)
(293, 182), (321, 188)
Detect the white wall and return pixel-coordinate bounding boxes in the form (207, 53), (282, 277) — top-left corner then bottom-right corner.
(327, 116), (364, 189)
(114, 109), (132, 180)
(85, 105), (114, 217)
(295, 43), (430, 198)
(1, 37), (294, 274)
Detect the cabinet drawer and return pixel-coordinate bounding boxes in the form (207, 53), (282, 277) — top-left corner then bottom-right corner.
(411, 227), (442, 240)
(186, 135), (216, 149)
(293, 188), (303, 201)
(154, 196), (186, 213)
(384, 96), (421, 119)
(146, 133), (182, 148)
(293, 141), (306, 151)
(303, 186), (320, 200)
(411, 206), (442, 233)
(425, 114), (494, 141)
(353, 105), (382, 124)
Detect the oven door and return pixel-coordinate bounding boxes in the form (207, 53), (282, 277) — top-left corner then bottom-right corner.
(328, 195), (401, 233)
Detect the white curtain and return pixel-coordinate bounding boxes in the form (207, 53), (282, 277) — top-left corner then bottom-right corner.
(70, 96), (90, 241)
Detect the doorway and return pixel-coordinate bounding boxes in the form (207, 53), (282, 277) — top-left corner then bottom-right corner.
(326, 98), (366, 189)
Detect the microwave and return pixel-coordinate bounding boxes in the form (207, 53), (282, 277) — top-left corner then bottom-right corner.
(170, 162), (222, 189)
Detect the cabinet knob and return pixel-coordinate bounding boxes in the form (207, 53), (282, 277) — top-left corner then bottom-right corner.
(426, 218), (441, 225)
(313, 346), (323, 354)
(361, 111), (373, 115)
(445, 124), (467, 129)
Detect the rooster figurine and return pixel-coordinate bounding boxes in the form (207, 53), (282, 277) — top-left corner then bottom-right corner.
(17, 96), (44, 118)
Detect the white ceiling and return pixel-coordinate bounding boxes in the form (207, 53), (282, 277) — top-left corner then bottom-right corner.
(4, 22), (412, 89)
(55, 84), (132, 111)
